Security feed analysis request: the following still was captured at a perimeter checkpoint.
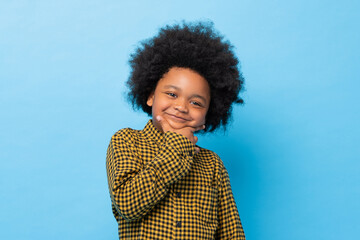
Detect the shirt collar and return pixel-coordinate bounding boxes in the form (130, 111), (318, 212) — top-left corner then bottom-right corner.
(142, 119), (164, 143)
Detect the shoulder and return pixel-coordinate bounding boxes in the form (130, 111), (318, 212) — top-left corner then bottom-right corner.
(198, 147), (225, 167)
(110, 127), (140, 143)
(196, 147), (227, 176)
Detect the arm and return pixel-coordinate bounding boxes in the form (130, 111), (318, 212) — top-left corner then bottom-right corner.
(215, 164), (246, 240)
(106, 129), (195, 221)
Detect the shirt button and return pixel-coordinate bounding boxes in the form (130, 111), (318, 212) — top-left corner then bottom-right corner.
(176, 192), (181, 198)
(176, 221), (181, 227)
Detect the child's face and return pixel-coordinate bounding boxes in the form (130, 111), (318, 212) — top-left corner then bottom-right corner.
(147, 67), (211, 132)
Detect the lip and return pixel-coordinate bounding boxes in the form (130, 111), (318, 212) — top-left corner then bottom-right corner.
(164, 113), (190, 122)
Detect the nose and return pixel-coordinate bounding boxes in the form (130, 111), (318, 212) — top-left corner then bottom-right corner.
(174, 99), (188, 113)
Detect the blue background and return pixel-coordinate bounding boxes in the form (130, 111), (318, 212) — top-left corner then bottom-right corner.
(1, 0), (359, 239)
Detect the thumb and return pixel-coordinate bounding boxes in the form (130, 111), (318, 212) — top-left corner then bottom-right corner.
(156, 115), (171, 132)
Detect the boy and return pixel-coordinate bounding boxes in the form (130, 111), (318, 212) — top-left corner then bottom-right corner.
(106, 21), (246, 239)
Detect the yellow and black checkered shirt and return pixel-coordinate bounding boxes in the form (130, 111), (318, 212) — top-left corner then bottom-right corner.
(106, 120), (245, 239)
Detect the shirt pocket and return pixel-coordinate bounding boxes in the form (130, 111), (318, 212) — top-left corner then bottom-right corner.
(192, 184), (218, 224)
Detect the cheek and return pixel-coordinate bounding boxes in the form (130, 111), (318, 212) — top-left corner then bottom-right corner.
(193, 111), (207, 124)
(152, 98), (171, 113)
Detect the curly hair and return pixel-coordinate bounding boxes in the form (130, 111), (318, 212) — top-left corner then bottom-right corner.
(126, 21), (245, 132)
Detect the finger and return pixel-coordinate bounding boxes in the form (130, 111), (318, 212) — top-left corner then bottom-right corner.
(182, 124), (205, 133)
(193, 136), (198, 144)
(193, 124), (205, 132)
(156, 115), (172, 132)
(195, 146), (200, 154)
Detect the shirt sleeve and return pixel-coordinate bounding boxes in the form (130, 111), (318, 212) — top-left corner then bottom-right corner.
(106, 129), (195, 221)
(215, 163), (246, 240)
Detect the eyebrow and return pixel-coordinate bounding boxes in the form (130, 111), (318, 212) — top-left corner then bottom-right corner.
(163, 85), (208, 103)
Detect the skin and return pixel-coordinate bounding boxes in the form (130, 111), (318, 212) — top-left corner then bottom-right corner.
(147, 67), (211, 153)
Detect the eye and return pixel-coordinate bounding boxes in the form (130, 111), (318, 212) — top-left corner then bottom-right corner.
(166, 92), (177, 98)
(191, 101), (203, 107)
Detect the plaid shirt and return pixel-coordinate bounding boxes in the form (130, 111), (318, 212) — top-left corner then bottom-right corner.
(106, 120), (245, 239)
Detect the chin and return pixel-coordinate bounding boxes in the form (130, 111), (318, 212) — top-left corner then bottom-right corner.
(166, 119), (186, 128)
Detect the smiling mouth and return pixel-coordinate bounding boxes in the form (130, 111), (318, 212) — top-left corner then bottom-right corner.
(165, 113), (189, 122)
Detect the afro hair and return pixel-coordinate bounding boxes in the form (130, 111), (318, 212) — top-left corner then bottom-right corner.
(126, 21), (245, 132)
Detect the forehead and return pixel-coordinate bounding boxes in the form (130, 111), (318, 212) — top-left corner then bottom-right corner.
(156, 67), (210, 97)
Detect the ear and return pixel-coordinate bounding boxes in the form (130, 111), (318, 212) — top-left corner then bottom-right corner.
(147, 92), (154, 107)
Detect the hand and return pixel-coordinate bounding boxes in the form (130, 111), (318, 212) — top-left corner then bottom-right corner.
(156, 115), (205, 154)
